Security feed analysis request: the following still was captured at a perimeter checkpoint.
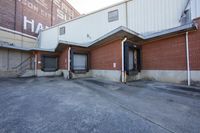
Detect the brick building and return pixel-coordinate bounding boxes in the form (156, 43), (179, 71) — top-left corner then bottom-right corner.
(0, 0), (80, 77)
(1, 0), (200, 86)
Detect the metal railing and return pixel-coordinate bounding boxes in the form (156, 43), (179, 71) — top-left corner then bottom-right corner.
(12, 55), (35, 76)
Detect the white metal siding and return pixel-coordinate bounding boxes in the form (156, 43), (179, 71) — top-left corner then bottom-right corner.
(58, 4), (126, 46)
(40, 27), (59, 49)
(39, 0), (189, 49)
(191, 0), (200, 19)
(127, 0), (188, 35)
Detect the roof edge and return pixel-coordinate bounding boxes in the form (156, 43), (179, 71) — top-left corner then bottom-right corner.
(55, 22), (197, 49)
(41, 0), (132, 32)
(144, 22), (197, 40)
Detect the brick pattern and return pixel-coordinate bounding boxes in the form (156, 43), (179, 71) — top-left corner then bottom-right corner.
(142, 35), (187, 70)
(142, 18), (200, 70)
(59, 48), (68, 69)
(0, 0), (80, 36)
(0, 0), (15, 30)
(188, 19), (200, 70)
(90, 39), (122, 70)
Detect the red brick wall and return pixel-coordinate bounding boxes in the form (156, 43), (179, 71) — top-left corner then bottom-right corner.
(142, 35), (187, 70)
(188, 18), (200, 70)
(142, 18), (200, 70)
(59, 48), (68, 69)
(0, 0), (15, 30)
(0, 0), (80, 36)
(90, 39), (122, 70)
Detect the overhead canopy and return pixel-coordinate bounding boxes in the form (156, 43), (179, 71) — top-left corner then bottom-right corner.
(56, 21), (197, 50)
(4, 21), (196, 52)
(0, 40), (54, 52)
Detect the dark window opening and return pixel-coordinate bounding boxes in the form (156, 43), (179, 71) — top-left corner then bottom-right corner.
(108, 10), (119, 22)
(42, 55), (58, 72)
(59, 26), (65, 35)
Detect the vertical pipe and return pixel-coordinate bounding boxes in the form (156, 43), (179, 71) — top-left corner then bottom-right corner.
(34, 52), (37, 77)
(68, 47), (71, 79)
(51, 0), (54, 26)
(14, 0), (17, 30)
(121, 37), (127, 83)
(186, 32), (191, 86)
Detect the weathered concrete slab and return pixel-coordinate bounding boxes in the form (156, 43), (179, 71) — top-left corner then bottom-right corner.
(0, 77), (199, 133)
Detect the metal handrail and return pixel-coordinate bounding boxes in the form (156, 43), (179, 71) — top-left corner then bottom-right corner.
(12, 55), (35, 76)
(17, 63), (32, 75)
(12, 55), (34, 69)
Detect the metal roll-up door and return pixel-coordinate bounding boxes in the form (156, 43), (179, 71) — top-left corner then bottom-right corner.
(129, 49), (134, 71)
(73, 54), (87, 71)
(42, 56), (58, 72)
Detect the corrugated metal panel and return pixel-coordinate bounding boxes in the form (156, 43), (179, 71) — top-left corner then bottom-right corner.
(127, 0), (188, 35)
(58, 3), (126, 46)
(0, 49), (8, 71)
(40, 3), (126, 49)
(191, 0), (200, 19)
(8, 49), (22, 70)
(40, 27), (59, 49)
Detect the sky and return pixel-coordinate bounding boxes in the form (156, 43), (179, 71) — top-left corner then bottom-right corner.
(67, 0), (124, 14)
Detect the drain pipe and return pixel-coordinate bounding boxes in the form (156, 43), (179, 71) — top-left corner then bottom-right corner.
(68, 47), (71, 79)
(185, 32), (191, 86)
(34, 53), (37, 77)
(121, 37), (127, 83)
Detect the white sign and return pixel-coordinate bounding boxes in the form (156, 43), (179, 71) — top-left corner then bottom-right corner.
(23, 16), (48, 34)
(18, 0), (75, 21)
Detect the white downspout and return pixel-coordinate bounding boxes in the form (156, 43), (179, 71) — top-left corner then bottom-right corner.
(121, 37), (127, 83)
(186, 32), (191, 86)
(68, 47), (71, 79)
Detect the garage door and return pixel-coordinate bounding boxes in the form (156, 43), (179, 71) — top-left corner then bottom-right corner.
(73, 54), (87, 71)
(129, 50), (134, 70)
(42, 56), (58, 72)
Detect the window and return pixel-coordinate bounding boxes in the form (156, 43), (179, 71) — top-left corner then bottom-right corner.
(73, 54), (88, 71)
(108, 10), (119, 22)
(42, 55), (58, 72)
(59, 26), (65, 35)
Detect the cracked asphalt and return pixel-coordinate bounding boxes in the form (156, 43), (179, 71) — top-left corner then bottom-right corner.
(0, 77), (200, 133)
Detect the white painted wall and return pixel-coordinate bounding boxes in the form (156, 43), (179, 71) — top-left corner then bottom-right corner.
(39, 0), (189, 49)
(40, 26), (59, 49)
(127, 0), (188, 35)
(58, 3), (126, 45)
(191, 0), (200, 20)
(40, 3), (126, 49)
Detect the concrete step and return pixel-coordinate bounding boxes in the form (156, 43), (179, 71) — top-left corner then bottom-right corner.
(18, 70), (35, 77)
(72, 71), (92, 79)
(126, 72), (141, 82)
